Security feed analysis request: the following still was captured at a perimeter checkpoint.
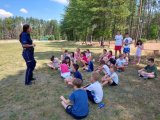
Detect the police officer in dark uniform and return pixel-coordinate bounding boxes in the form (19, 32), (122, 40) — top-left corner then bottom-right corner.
(19, 24), (36, 85)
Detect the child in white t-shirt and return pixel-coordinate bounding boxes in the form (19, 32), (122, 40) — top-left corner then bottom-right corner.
(101, 66), (119, 86)
(96, 60), (111, 76)
(84, 71), (103, 103)
(116, 54), (127, 72)
(48, 56), (59, 70)
(123, 33), (132, 60)
(115, 31), (123, 58)
(85, 49), (92, 60)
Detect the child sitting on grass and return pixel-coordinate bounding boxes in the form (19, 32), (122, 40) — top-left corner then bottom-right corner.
(65, 64), (83, 86)
(60, 79), (89, 119)
(60, 60), (71, 79)
(84, 71), (103, 104)
(115, 54), (127, 72)
(101, 66), (119, 86)
(138, 58), (158, 79)
(98, 49), (108, 62)
(74, 48), (81, 62)
(80, 52), (88, 69)
(70, 52), (75, 63)
(47, 56), (59, 70)
(61, 49), (70, 61)
(85, 49), (92, 60)
(64, 56), (73, 72)
(96, 60), (111, 76)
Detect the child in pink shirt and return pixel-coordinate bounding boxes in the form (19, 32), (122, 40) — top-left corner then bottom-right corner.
(74, 48), (81, 62)
(60, 60), (71, 79)
(80, 52), (88, 69)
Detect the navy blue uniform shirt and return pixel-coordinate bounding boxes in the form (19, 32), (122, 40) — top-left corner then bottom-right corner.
(20, 32), (33, 46)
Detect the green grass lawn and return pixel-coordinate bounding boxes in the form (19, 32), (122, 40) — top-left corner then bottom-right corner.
(0, 41), (160, 120)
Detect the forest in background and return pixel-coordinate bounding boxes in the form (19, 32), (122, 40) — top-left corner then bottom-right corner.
(61, 0), (160, 42)
(0, 0), (160, 41)
(0, 17), (61, 40)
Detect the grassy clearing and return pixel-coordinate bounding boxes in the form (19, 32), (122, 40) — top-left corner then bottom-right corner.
(0, 41), (160, 120)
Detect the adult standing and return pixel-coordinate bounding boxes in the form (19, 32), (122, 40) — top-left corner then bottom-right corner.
(114, 31), (123, 58)
(19, 24), (36, 85)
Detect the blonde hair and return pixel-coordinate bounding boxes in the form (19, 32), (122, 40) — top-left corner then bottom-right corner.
(72, 79), (83, 88)
(91, 71), (99, 81)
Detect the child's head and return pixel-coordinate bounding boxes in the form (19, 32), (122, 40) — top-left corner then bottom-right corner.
(90, 71), (99, 82)
(65, 56), (70, 63)
(117, 31), (121, 35)
(70, 52), (74, 58)
(62, 60), (67, 64)
(81, 52), (86, 57)
(136, 40), (143, 45)
(73, 64), (79, 72)
(64, 50), (68, 53)
(125, 32), (129, 37)
(110, 66), (116, 73)
(147, 58), (154, 66)
(119, 54), (124, 59)
(50, 56), (55, 61)
(103, 49), (107, 54)
(100, 60), (105, 65)
(77, 48), (80, 52)
(86, 49), (90, 53)
(108, 50), (112, 55)
(72, 78), (83, 88)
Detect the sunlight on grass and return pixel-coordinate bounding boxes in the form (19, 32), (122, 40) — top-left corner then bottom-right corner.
(0, 41), (159, 120)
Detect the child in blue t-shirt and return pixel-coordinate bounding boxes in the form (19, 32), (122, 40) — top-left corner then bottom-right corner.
(65, 64), (83, 86)
(60, 79), (89, 119)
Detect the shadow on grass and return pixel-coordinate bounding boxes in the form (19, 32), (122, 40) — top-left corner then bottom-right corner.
(1, 41), (160, 120)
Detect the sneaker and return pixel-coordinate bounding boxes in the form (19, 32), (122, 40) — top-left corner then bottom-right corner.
(98, 103), (105, 109)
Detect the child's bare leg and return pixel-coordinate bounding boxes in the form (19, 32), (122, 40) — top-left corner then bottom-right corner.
(101, 76), (106, 83)
(102, 77), (110, 86)
(119, 50), (121, 56)
(115, 50), (117, 58)
(61, 55), (63, 61)
(146, 73), (155, 78)
(137, 56), (141, 64)
(102, 80), (109, 86)
(61, 101), (68, 109)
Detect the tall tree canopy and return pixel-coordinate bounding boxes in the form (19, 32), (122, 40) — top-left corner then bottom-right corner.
(61, 0), (160, 41)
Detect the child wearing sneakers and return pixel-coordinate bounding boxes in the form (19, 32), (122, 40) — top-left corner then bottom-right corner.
(123, 33), (132, 60)
(60, 79), (89, 119)
(101, 66), (119, 86)
(84, 72), (103, 104)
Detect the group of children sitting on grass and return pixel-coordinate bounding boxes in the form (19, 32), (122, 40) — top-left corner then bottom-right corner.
(47, 46), (158, 119)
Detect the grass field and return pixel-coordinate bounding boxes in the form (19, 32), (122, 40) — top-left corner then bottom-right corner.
(0, 41), (160, 120)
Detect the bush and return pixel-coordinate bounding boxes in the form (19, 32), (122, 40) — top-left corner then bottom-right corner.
(140, 38), (147, 43)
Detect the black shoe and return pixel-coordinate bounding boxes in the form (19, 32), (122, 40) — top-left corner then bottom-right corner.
(31, 78), (36, 81)
(25, 82), (32, 86)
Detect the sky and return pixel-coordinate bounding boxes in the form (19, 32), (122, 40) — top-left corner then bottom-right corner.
(0, 0), (68, 21)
